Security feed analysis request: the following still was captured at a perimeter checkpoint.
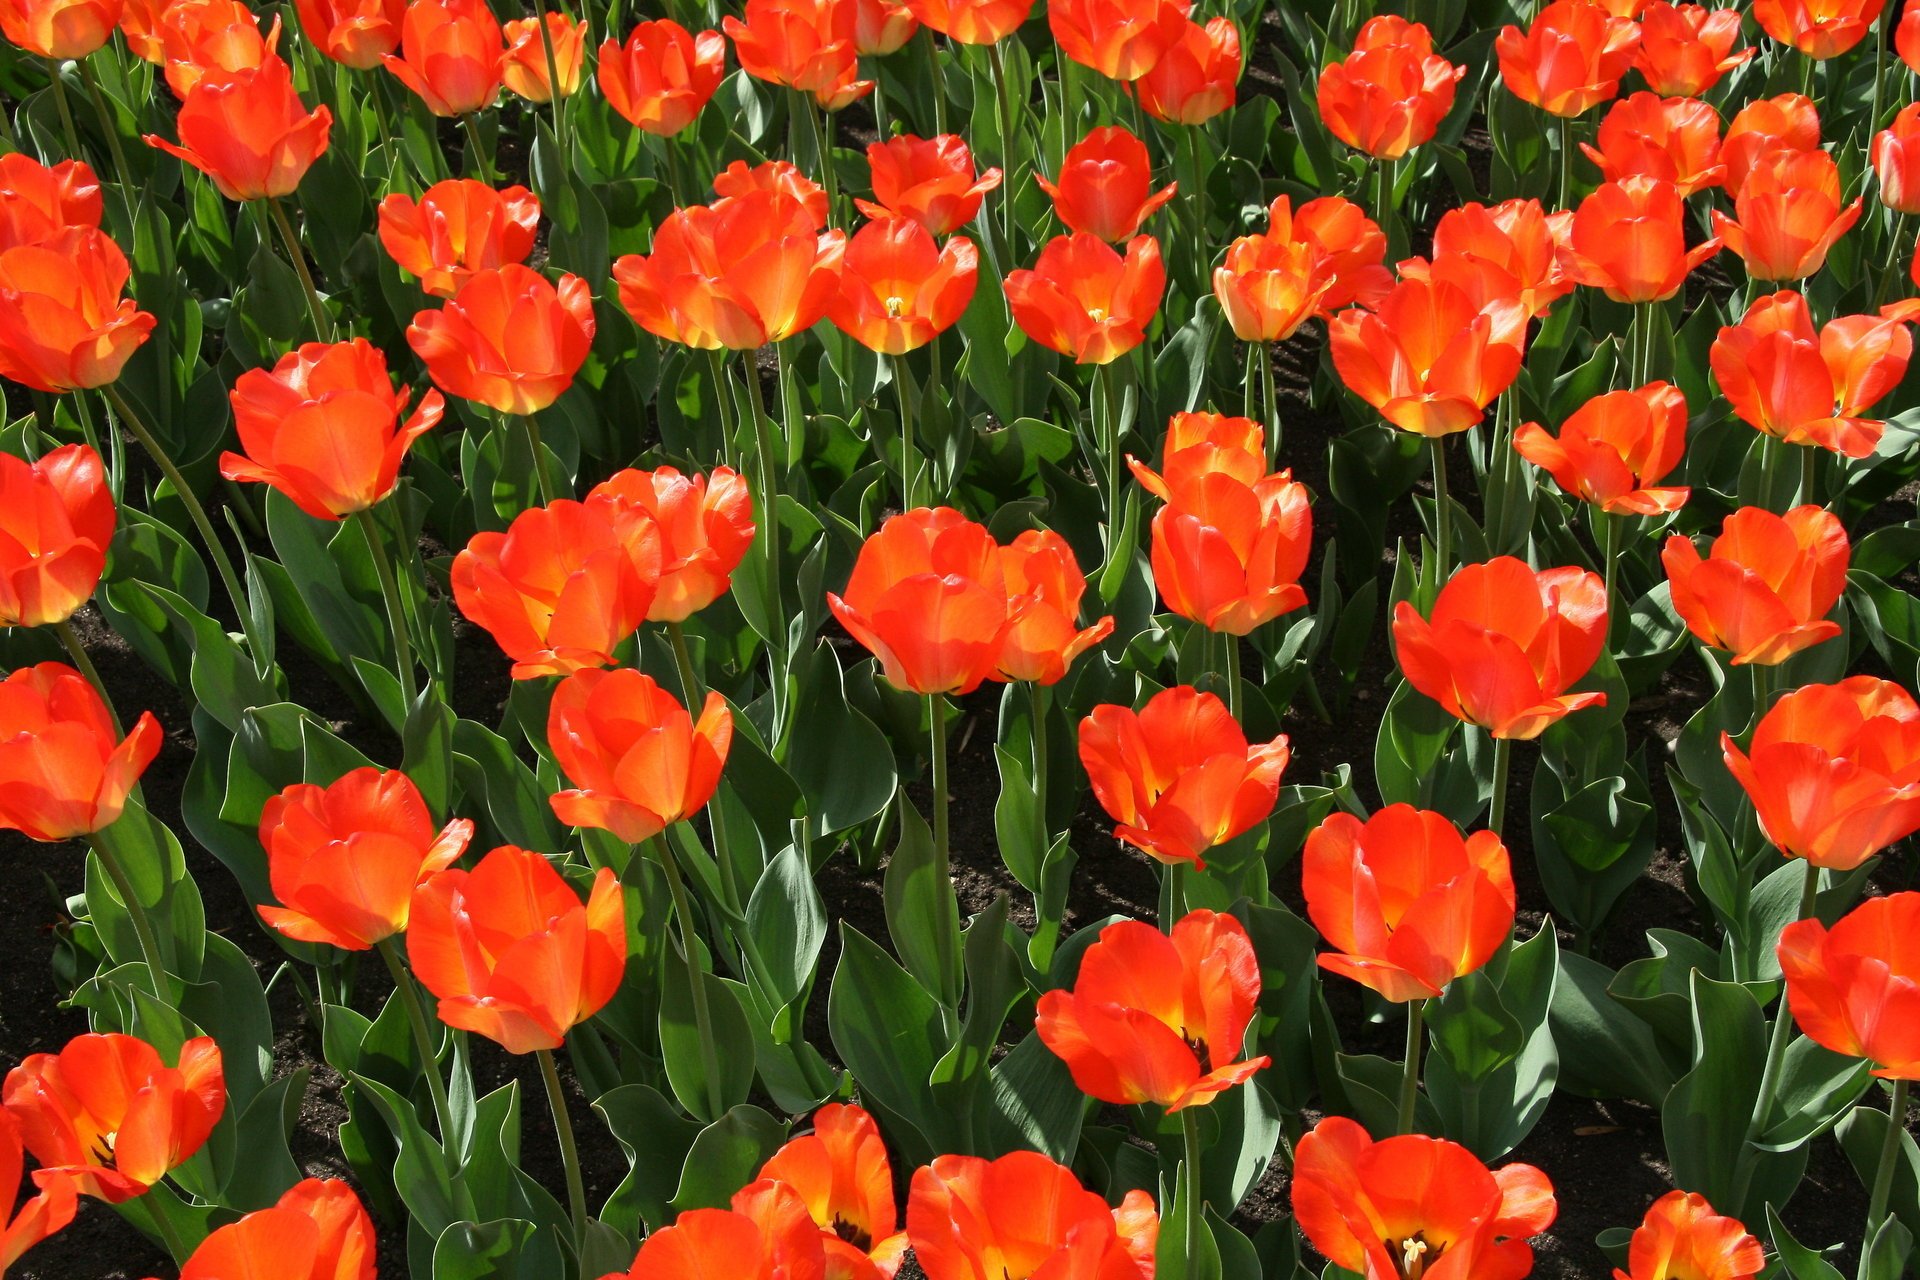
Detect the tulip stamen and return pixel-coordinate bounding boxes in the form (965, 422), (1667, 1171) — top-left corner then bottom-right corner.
(1182, 1031), (1214, 1070)
(832, 1216), (873, 1252)
(885, 295), (906, 318)
(1391, 1233), (1442, 1280)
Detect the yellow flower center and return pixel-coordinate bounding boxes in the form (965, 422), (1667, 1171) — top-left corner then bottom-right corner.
(885, 295), (907, 317)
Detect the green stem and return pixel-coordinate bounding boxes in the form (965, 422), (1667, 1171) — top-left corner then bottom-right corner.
(1429, 436), (1452, 575)
(461, 112), (496, 182)
(376, 937), (459, 1149)
(46, 60), (84, 163)
(520, 412), (558, 505)
(74, 59), (134, 222)
(921, 29), (948, 135)
(1259, 341), (1280, 458)
(148, 1201), (190, 1262)
(1557, 114), (1571, 212)
(1181, 1104), (1205, 1266)
(654, 833), (728, 1119)
(893, 355), (919, 508)
(987, 39), (1018, 258)
(705, 349), (739, 467)
(1601, 510), (1622, 650)
(801, 93), (839, 225)
(355, 508), (418, 712)
(1734, 859), (1821, 1208)
(536, 1047), (589, 1260)
(84, 831), (169, 999)
(1099, 361), (1122, 555)
(741, 352), (786, 673)
(1397, 999), (1426, 1134)
(532, 11), (571, 171)
(1488, 737), (1512, 842)
(667, 621), (738, 913)
(1220, 628), (1242, 723)
(1870, 10), (1889, 140)
(53, 618), (121, 733)
(1863, 1078), (1912, 1272)
(929, 693), (959, 1007)
(1800, 443), (1819, 509)
(266, 197), (333, 341)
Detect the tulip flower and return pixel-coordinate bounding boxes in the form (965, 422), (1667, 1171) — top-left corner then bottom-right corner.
(1711, 290), (1910, 458)
(1004, 232), (1165, 365)
(1049, 0), (1189, 80)
(502, 13), (585, 102)
(827, 507), (1027, 695)
(1212, 215), (1335, 345)
(0, 662), (161, 842)
(294, 0), (403, 69)
(856, 134), (1003, 236)
(757, 1104), (909, 1278)
(1079, 685), (1290, 868)
(1290, 197), (1395, 309)
(1316, 16), (1467, 160)
(0, 0), (119, 56)
(610, 1180), (827, 1280)
(1292, 1116), (1557, 1280)
(118, 0), (161, 57)
(451, 496), (662, 678)
(377, 179), (541, 298)
(1422, 199), (1575, 318)
(1496, 0), (1640, 118)
(254, 767), (474, 951)
(1903, 0), (1920, 71)
(1128, 411), (1266, 499)
(1037, 910), (1270, 1110)
(1328, 262), (1528, 437)
(1563, 177), (1721, 304)
(1712, 148), (1861, 282)
(1874, 104), (1920, 214)
(713, 159), (831, 227)
(1663, 505), (1848, 665)
(383, 0), (504, 117)
(406, 264), (596, 415)
(1393, 557), (1608, 740)
(156, 0), (277, 97)
(0, 444), (114, 628)
(1513, 382), (1691, 514)
(598, 19), (726, 136)
(547, 668), (733, 843)
(1034, 127), (1177, 242)
(1130, 16), (1239, 124)
(852, 0), (917, 51)
(144, 55), (332, 202)
(724, 0), (872, 108)
(1615, 1192), (1764, 1280)
(1633, 3), (1753, 95)
(0, 154), (101, 252)
(1149, 470), (1312, 635)
(995, 530), (1113, 684)
(900, 0), (1031, 44)
(221, 338), (445, 520)
(828, 217), (978, 354)
(614, 190), (847, 350)
(1303, 805), (1516, 1002)
(586, 466), (756, 622)
(1779, 892), (1920, 1079)
(1581, 92), (1725, 194)
(2, 1032), (224, 1202)
(0, 1110), (75, 1274)
(0, 227), (154, 393)
(908, 1152), (1158, 1280)
(1755, 0), (1886, 57)
(178, 1178), (376, 1280)
(1721, 677), (1920, 869)
(1721, 93), (1821, 193)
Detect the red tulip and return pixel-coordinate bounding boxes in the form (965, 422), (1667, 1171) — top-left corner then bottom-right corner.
(1212, 194), (1392, 340)
(0, 443), (113, 627)
(1316, 16), (1466, 160)
(0, 0), (119, 56)
(156, 0), (277, 98)
(178, 1178), (375, 1280)
(0, 662), (161, 842)
(1712, 148), (1861, 282)
(1130, 16), (1239, 124)
(586, 465), (756, 622)
(1496, 0), (1640, 118)
(1903, 0), (1920, 71)
(907, 1151), (1157, 1280)
(851, 0), (917, 52)
(1148, 469), (1312, 635)
(1078, 685), (1290, 868)
(0, 153), (101, 252)
(406, 265), (596, 414)
(1048, 0), (1189, 80)
(1513, 382), (1691, 515)
(1392, 557), (1608, 740)
(1421, 199), (1576, 319)
(757, 1104), (908, 1279)
(1722, 93), (1821, 193)
(1003, 232), (1165, 365)
(1127, 410), (1266, 500)
(1662, 505), (1848, 666)
(608, 1179), (827, 1280)
(856, 134), (1003, 236)
(1874, 103), (1920, 214)
(1711, 289), (1910, 458)
(379, 179), (541, 298)
(383, 0), (504, 116)
(502, 13), (586, 102)
(145, 54), (331, 201)
(118, 0), (161, 57)
(548, 668), (732, 843)
(1034, 127), (1176, 242)
(1615, 1192), (1764, 1280)
(828, 216), (978, 354)
(1581, 91), (1725, 194)
(0, 226), (154, 392)
(0, 1109), (75, 1274)
(1778, 891), (1920, 1080)
(995, 529), (1113, 684)
(713, 159), (830, 228)
(597, 19), (727, 137)
(1564, 177), (1721, 304)
(724, 0), (873, 109)
(899, 0), (1030, 44)
(1633, 3), (1753, 96)
(1286, 195), (1395, 310)
(294, 0), (404, 69)
(1756, 0), (1886, 57)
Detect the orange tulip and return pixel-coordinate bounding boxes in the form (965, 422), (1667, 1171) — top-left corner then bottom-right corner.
(0, 153), (100, 252)
(586, 465), (756, 622)
(0, 443), (113, 628)
(222, 337), (445, 520)
(502, 13), (585, 102)
(1721, 677), (1920, 869)
(1212, 194), (1394, 341)
(1392, 557), (1608, 740)
(1037, 910), (1269, 1110)
(1034, 126), (1176, 242)
(1316, 16), (1466, 160)
(178, 1178), (376, 1280)
(714, 159), (831, 228)
(1496, 0), (1639, 118)
(1304, 805), (1515, 1003)
(0, 662), (161, 842)
(1779, 891), (1920, 1079)
(1127, 410), (1266, 499)
(1633, 3), (1753, 96)
(2, 1032), (224, 1203)
(1903, 0), (1920, 71)
(1874, 104), (1920, 214)
(1049, 0), (1189, 80)
(144, 55), (332, 202)
(0, 0), (119, 57)
(1711, 289), (1910, 458)
(156, 0), (277, 97)
(1712, 148), (1861, 282)
(613, 190), (847, 350)
(1148, 469), (1312, 635)
(451, 496), (662, 678)
(0, 227), (153, 393)
(851, 0), (917, 51)
(900, 0), (1030, 44)
(1513, 382), (1691, 515)
(1003, 232), (1165, 365)
(294, 0), (404, 69)
(1423, 199), (1575, 318)
(597, 19), (727, 136)
(406, 265), (596, 415)
(382, 0), (504, 116)
(254, 767), (474, 951)
(378, 179), (541, 298)
(1562, 176), (1721, 303)
(1755, 0), (1886, 57)
(907, 1152), (1157, 1280)
(547, 668), (732, 843)
(1292, 1116), (1557, 1280)
(856, 134), (1002, 236)
(1130, 16), (1239, 124)
(827, 507), (1026, 695)
(1722, 93), (1821, 193)
(724, 0), (873, 109)
(407, 843), (626, 1052)
(828, 216), (977, 354)
(1615, 1192), (1764, 1280)
(1078, 685), (1290, 868)
(1662, 505), (1848, 665)
(117, 0), (160, 57)
(995, 529), (1113, 684)
(1328, 261), (1528, 436)
(1581, 92), (1725, 194)
(0, 1109), (75, 1274)
(757, 1104), (908, 1280)
(609, 1179), (827, 1280)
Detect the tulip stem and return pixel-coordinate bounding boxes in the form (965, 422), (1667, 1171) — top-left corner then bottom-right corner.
(929, 692), (961, 1008)
(1870, 11), (1889, 142)
(533, 12), (571, 173)
(1863, 1077), (1912, 1272)
(356, 508), (419, 715)
(265, 197), (334, 341)
(376, 937), (459, 1152)
(53, 619), (122, 734)
(705, 350), (740, 466)
(1556, 115), (1571, 213)
(893, 354), (919, 508)
(920, 29), (948, 135)
(1397, 998), (1425, 1135)
(83, 831), (170, 1000)
(1099, 361), (1123, 556)
(1601, 511), (1622, 650)
(1488, 736), (1512, 842)
(1259, 342), (1280, 458)
(536, 1047), (590, 1261)
(987, 40), (1018, 258)
(800, 94), (839, 225)
(1801, 443), (1820, 508)
(653, 834), (729, 1121)
(461, 113), (496, 183)
(1428, 437), (1452, 575)
(519, 412), (558, 506)
(45, 60), (85, 170)
(1181, 1105), (1205, 1266)
(741, 352), (787, 684)
(1733, 858), (1821, 1213)
(74, 60), (131, 197)
(666, 620), (739, 915)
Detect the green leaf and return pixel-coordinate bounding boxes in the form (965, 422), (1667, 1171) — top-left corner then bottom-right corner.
(594, 1084), (702, 1236)
(828, 924), (949, 1163)
(669, 1105), (790, 1213)
(745, 845), (826, 1008)
(883, 791), (963, 1003)
(658, 949), (758, 1124)
(1548, 951), (1674, 1107)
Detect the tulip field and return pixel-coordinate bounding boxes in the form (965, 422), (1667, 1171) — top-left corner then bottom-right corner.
(6, 0), (1920, 1275)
